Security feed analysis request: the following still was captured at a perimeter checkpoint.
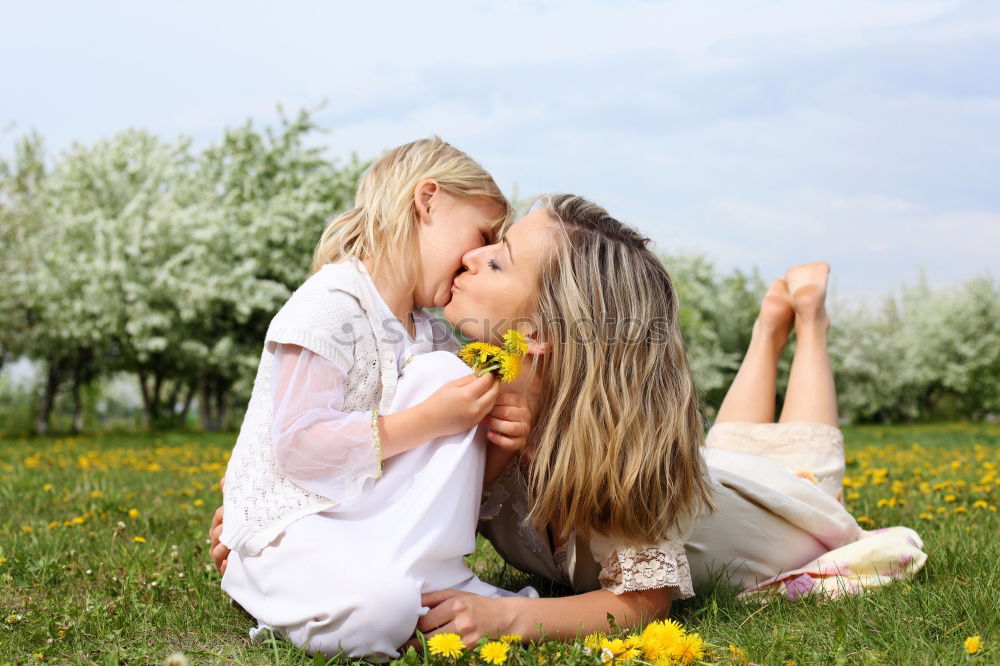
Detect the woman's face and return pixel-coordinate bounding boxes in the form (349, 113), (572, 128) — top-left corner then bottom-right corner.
(443, 208), (557, 344)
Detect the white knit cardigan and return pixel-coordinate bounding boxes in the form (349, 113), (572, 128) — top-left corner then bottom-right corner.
(220, 259), (456, 555)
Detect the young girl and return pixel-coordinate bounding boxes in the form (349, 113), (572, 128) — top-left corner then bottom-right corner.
(218, 137), (531, 659)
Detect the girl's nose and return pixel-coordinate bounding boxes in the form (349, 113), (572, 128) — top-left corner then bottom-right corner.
(460, 245), (487, 273)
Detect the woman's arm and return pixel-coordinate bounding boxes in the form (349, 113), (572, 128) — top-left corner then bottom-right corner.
(416, 587), (672, 645)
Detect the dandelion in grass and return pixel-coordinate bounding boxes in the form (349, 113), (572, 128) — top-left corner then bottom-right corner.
(499, 634), (522, 643)
(729, 644), (748, 665)
(128, 508), (139, 518)
(965, 635), (982, 654)
(640, 619), (686, 662)
(427, 633), (465, 659)
(480, 640), (510, 665)
(132, 536), (146, 544)
(676, 632), (705, 665)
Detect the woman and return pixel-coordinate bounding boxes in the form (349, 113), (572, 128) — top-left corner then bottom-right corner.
(210, 194), (925, 650)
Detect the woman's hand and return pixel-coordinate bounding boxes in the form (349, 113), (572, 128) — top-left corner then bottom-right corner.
(209, 477), (230, 575)
(483, 392), (532, 487)
(484, 392), (531, 452)
(209, 505), (229, 574)
(411, 590), (516, 647)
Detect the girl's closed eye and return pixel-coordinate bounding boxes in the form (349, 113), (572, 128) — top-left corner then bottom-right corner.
(487, 258), (501, 271)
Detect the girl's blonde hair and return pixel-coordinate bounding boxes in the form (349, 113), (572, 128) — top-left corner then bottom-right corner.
(525, 194), (713, 545)
(312, 137), (511, 277)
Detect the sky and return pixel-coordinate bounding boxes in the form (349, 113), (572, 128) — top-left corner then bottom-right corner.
(3, 0), (998, 300)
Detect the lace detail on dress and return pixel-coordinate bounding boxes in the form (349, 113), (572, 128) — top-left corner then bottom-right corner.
(479, 475), (511, 521)
(599, 542), (694, 600)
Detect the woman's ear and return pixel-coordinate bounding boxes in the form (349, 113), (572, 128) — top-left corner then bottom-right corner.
(413, 179), (439, 223)
(522, 326), (551, 357)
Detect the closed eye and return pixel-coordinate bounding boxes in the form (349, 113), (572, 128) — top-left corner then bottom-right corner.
(487, 258), (501, 271)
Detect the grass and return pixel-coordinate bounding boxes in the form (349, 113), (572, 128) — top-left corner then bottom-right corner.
(1, 424), (997, 665)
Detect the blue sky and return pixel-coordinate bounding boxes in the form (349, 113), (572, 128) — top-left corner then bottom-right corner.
(3, 0), (998, 300)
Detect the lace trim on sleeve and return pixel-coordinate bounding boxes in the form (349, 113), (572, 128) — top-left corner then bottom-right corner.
(598, 542), (695, 600)
(370, 407), (382, 479)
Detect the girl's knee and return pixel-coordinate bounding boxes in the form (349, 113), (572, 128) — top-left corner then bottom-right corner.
(284, 576), (422, 659)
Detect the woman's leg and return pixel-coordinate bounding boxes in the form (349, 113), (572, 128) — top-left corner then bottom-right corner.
(715, 279), (794, 423)
(778, 262), (838, 426)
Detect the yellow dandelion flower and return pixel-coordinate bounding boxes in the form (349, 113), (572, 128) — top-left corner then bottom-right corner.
(194, 499), (204, 506)
(90, 490), (103, 498)
(503, 330), (528, 355)
(641, 619), (686, 662)
(480, 640), (509, 665)
(0, 557), (7, 564)
(132, 536), (147, 544)
(729, 644), (748, 665)
(499, 353), (521, 383)
(955, 506), (968, 514)
(600, 638), (629, 662)
(427, 633), (465, 659)
(919, 513), (934, 520)
(21, 524), (33, 533)
(676, 632), (705, 665)
(964, 635), (981, 654)
(857, 516), (874, 526)
(619, 635), (643, 661)
(499, 634), (522, 643)
(972, 500), (988, 509)
(584, 631), (606, 651)
(43, 483), (53, 492)
(128, 508), (139, 518)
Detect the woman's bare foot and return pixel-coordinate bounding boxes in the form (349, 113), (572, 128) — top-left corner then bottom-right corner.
(754, 279), (794, 351)
(785, 262), (830, 330)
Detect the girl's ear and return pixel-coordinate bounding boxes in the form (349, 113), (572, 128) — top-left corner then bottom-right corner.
(413, 179), (439, 223)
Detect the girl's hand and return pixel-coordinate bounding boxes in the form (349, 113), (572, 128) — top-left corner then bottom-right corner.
(483, 392), (531, 452)
(421, 372), (500, 439)
(409, 590), (516, 647)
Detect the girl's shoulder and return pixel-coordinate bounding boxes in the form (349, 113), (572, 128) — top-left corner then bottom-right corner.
(266, 261), (375, 367)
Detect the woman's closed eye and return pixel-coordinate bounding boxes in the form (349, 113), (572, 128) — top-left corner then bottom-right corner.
(487, 258), (501, 271)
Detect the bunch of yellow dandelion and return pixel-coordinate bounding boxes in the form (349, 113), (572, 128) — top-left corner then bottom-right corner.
(427, 633), (465, 659)
(640, 619), (705, 666)
(458, 330), (528, 383)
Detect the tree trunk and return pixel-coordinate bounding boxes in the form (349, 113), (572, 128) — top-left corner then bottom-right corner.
(177, 381), (195, 427)
(71, 375), (83, 435)
(35, 362), (62, 435)
(200, 376), (218, 431)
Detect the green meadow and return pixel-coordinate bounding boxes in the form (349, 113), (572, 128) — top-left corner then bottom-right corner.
(1, 424), (997, 665)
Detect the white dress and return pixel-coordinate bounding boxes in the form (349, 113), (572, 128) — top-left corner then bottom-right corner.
(221, 272), (531, 660)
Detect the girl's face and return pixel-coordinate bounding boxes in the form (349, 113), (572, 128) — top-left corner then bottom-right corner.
(415, 189), (503, 308)
(443, 209), (557, 343)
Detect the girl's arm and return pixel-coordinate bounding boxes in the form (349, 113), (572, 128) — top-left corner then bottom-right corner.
(416, 587), (672, 644)
(271, 344), (500, 500)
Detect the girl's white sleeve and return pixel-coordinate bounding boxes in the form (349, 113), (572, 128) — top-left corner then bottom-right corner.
(270, 343), (381, 504)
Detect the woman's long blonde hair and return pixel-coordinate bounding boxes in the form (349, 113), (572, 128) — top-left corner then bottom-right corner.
(312, 137), (511, 278)
(525, 194), (713, 545)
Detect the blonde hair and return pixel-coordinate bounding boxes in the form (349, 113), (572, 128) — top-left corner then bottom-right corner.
(524, 194), (713, 545)
(311, 137), (511, 278)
